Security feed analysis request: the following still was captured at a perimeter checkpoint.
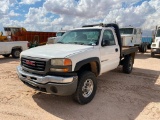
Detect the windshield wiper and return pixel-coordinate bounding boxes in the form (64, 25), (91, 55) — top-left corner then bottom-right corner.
(57, 41), (64, 44)
(67, 42), (85, 45)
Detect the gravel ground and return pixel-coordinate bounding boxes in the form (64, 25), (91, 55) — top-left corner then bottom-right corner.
(0, 50), (160, 120)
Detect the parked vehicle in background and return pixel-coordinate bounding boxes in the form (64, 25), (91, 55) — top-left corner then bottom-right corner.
(151, 26), (160, 57)
(17, 23), (138, 104)
(47, 31), (66, 44)
(120, 26), (148, 52)
(142, 36), (152, 49)
(0, 41), (28, 58)
(0, 27), (56, 47)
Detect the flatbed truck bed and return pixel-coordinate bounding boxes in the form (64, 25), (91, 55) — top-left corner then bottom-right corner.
(121, 46), (138, 57)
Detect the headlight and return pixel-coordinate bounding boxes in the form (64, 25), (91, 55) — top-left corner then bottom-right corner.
(51, 58), (72, 66)
(50, 58), (72, 72)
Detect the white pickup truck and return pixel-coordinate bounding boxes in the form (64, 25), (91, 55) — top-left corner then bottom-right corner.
(0, 41), (28, 58)
(17, 23), (137, 104)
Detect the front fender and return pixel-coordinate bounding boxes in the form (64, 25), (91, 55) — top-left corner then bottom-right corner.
(74, 57), (100, 73)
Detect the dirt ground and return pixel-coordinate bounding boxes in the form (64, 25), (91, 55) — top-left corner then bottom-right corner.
(0, 50), (160, 120)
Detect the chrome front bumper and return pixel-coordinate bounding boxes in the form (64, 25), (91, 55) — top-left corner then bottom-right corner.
(151, 48), (160, 54)
(17, 65), (78, 95)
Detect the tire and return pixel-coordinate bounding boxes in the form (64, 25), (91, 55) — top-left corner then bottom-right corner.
(12, 49), (21, 58)
(141, 44), (145, 53)
(138, 46), (142, 52)
(144, 45), (147, 52)
(2, 54), (10, 57)
(151, 52), (155, 57)
(147, 44), (151, 49)
(123, 55), (133, 74)
(74, 71), (97, 104)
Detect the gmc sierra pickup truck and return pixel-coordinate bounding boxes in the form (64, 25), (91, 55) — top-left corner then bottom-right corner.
(17, 23), (138, 104)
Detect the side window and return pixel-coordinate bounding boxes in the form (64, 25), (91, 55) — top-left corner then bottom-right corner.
(102, 30), (116, 46)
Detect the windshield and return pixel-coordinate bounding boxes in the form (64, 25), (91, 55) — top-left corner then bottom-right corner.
(56, 32), (65, 37)
(156, 29), (160, 37)
(57, 29), (101, 46)
(4, 27), (21, 36)
(120, 28), (133, 34)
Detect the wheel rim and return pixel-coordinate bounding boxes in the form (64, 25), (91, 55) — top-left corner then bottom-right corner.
(15, 50), (20, 57)
(82, 79), (94, 98)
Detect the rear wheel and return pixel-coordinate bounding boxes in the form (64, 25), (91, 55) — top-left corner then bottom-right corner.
(151, 52), (155, 57)
(123, 55), (133, 74)
(144, 45), (147, 52)
(141, 44), (145, 53)
(2, 54), (10, 57)
(138, 47), (142, 52)
(74, 71), (97, 104)
(12, 49), (21, 58)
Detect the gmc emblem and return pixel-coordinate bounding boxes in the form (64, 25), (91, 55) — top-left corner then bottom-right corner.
(25, 60), (35, 66)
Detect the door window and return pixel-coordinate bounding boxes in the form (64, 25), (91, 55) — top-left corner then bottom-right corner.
(102, 30), (116, 46)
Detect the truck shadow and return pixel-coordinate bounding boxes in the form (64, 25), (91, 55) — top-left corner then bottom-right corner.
(0, 56), (19, 64)
(32, 67), (160, 120)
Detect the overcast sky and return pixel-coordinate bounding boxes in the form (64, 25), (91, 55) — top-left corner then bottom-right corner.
(0, 0), (159, 36)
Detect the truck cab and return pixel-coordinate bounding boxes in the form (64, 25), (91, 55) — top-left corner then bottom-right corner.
(120, 27), (142, 46)
(120, 27), (147, 52)
(151, 27), (160, 57)
(17, 23), (137, 104)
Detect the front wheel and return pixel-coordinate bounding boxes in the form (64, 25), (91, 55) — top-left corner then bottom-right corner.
(73, 71), (97, 104)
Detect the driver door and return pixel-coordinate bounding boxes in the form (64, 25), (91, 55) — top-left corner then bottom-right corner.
(100, 29), (120, 74)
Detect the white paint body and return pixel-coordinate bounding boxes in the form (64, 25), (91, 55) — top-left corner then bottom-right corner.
(120, 27), (142, 46)
(0, 41), (28, 55)
(151, 37), (160, 48)
(151, 27), (160, 49)
(21, 27), (120, 75)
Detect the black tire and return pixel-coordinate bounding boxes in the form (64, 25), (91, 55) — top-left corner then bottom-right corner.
(12, 49), (21, 58)
(144, 45), (147, 52)
(147, 44), (151, 49)
(151, 52), (155, 57)
(141, 44), (145, 53)
(2, 54), (10, 57)
(138, 46), (142, 52)
(74, 71), (97, 104)
(123, 55), (133, 74)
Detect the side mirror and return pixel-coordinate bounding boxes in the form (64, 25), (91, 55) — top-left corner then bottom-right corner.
(102, 39), (110, 46)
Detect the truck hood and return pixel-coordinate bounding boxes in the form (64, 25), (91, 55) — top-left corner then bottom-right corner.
(21, 44), (93, 59)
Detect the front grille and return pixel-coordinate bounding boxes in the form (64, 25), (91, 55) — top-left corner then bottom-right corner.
(21, 57), (46, 71)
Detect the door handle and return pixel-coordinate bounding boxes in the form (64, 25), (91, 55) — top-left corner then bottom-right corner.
(115, 48), (118, 52)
